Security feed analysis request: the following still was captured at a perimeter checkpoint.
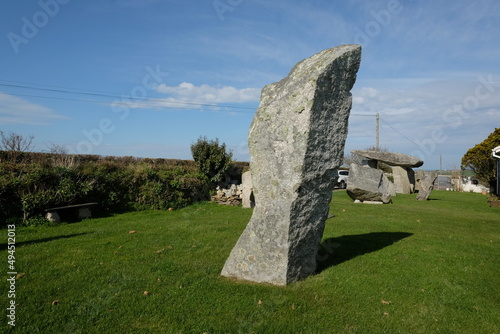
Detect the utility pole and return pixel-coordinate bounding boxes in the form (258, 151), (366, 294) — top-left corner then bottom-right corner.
(375, 113), (380, 151)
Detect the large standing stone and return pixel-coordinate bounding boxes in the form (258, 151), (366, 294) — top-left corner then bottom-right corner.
(346, 163), (392, 203)
(221, 45), (361, 285)
(416, 173), (438, 200)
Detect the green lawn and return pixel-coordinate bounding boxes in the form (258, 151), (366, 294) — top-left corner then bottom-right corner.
(1, 191), (499, 333)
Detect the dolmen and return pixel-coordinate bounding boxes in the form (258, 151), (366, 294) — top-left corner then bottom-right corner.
(347, 150), (424, 203)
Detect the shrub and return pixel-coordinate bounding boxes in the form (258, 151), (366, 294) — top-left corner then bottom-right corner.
(0, 154), (211, 226)
(190, 136), (233, 185)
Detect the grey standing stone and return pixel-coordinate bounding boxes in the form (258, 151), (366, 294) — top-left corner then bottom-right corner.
(221, 45), (362, 285)
(392, 166), (416, 194)
(387, 178), (396, 197)
(414, 169), (426, 192)
(241, 170), (254, 208)
(416, 173), (438, 200)
(346, 163), (392, 204)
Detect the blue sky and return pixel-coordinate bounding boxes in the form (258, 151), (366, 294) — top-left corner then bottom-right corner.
(1, 0), (499, 170)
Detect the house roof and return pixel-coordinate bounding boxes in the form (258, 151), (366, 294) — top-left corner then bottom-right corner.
(493, 146), (500, 159)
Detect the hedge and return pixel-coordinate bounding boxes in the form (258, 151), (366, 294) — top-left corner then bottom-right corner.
(0, 154), (211, 227)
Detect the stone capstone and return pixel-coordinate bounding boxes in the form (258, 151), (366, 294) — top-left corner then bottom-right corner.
(352, 150), (423, 168)
(346, 163), (393, 204)
(220, 44), (362, 285)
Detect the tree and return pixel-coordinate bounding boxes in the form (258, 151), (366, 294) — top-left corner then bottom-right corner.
(46, 143), (77, 168)
(461, 128), (500, 190)
(0, 131), (34, 162)
(190, 136), (233, 185)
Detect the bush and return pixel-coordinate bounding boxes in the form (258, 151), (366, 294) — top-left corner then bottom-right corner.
(0, 154), (211, 226)
(190, 136), (233, 185)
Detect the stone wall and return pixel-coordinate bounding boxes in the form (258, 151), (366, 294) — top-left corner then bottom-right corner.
(211, 183), (243, 206)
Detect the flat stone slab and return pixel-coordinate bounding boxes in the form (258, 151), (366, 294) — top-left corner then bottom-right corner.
(221, 44), (361, 285)
(352, 150), (423, 168)
(44, 202), (98, 211)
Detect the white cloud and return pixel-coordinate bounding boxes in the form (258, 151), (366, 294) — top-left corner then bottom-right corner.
(111, 82), (261, 111)
(156, 82), (261, 104)
(0, 93), (67, 125)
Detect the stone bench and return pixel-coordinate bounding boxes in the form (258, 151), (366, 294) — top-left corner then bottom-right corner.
(44, 203), (98, 223)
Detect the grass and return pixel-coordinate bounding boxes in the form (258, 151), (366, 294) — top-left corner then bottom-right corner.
(1, 190), (499, 333)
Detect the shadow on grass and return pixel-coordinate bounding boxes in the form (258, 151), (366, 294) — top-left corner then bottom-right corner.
(316, 232), (413, 274)
(0, 232), (93, 251)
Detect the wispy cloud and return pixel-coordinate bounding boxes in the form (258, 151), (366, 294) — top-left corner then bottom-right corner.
(0, 93), (67, 125)
(114, 82), (261, 111)
(155, 82), (260, 104)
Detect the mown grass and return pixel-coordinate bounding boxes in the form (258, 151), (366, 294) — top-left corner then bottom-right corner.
(1, 191), (499, 333)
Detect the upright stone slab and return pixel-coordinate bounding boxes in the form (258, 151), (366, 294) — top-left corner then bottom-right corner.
(241, 170), (254, 208)
(415, 169), (426, 192)
(417, 173), (438, 200)
(392, 166), (416, 194)
(346, 163), (393, 203)
(221, 45), (361, 285)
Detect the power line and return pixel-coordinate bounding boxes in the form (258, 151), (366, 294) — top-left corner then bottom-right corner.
(2, 92), (111, 105)
(378, 118), (439, 155)
(4, 92), (252, 112)
(0, 80), (258, 112)
(351, 113), (441, 156)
